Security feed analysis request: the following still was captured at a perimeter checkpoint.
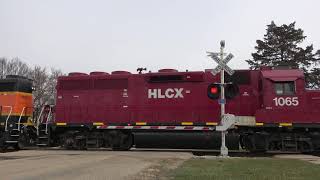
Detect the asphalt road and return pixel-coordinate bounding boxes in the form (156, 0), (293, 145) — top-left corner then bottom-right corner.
(0, 149), (192, 180)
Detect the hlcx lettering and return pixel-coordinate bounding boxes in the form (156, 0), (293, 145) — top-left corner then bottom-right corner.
(148, 88), (184, 99)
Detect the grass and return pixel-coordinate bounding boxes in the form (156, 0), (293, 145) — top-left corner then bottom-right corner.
(170, 157), (320, 180)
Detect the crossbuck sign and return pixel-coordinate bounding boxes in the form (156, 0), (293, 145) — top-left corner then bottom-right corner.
(207, 52), (234, 76)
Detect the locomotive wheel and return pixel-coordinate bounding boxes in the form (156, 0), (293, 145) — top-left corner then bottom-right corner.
(241, 134), (267, 153)
(299, 141), (313, 153)
(0, 135), (8, 152)
(17, 133), (28, 150)
(268, 141), (281, 151)
(13, 143), (20, 150)
(109, 131), (133, 151)
(62, 132), (77, 150)
(76, 138), (87, 150)
(63, 137), (75, 150)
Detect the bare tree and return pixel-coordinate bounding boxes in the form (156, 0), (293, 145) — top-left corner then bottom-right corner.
(47, 68), (64, 105)
(0, 57), (64, 120)
(31, 66), (50, 119)
(0, 57), (32, 78)
(0, 57), (7, 79)
(7, 58), (32, 77)
(31, 67), (64, 119)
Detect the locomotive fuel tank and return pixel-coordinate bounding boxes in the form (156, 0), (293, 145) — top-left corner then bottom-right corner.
(133, 131), (239, 150)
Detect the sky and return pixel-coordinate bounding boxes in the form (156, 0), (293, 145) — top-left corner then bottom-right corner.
(0, 0), (319, 74)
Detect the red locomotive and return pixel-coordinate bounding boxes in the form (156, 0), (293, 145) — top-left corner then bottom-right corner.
(35, 67), (320, 152)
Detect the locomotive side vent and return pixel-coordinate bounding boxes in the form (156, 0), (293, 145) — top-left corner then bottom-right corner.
(94, 79), (128, 89)
(59, 80), (91, 90)
(149, 75), (183, 83)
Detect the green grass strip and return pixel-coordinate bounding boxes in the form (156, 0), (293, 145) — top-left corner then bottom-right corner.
(171, 158), (320, 180)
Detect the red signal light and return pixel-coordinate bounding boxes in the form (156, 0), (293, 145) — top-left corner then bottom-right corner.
(210, 87), (218, 94)
(207, 83), (239, 100)
(207, 83), (220, 100)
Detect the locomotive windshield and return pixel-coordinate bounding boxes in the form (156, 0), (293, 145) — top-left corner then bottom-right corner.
(0, 81), (16, 91)
(274, 81), (295, 95)
(0, 77), (32, 93)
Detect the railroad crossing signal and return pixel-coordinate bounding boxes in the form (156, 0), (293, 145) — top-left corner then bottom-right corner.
(207, 52), (235, 76)
(207, 83), (239, 100)
(207, 40), (236, 158)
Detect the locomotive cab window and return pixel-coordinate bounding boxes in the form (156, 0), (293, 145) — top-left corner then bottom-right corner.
(274, 81), (295, 95)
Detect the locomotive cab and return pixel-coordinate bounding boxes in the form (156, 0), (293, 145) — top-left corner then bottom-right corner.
(241, 68), (320, 153)
(256, 69), (305, 124)
(0, 75), (33, 149)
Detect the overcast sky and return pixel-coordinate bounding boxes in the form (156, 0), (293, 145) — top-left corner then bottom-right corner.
(0, 0), (319, 74)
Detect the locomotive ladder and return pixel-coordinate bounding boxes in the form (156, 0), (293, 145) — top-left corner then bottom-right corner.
(36, 106), (53, 146)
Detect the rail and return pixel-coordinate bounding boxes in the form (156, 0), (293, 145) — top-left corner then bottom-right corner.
(4, 106), (13, 132)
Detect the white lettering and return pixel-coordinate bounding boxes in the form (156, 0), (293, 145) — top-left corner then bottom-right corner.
(165, 88), (175, 98)
(292, 97), (299, 106)
(174, 88), (184, 98)
(273, 97), (299, 107)
(148, 88), (184, 99)
(148, 89), (157, 98)
(158, 89), (165, 98)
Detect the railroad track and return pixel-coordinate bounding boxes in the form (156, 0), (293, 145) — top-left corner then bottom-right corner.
(3, 146), (317, 158)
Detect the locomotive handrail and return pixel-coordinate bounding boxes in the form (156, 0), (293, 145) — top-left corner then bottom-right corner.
(36, 106), (45, 135)
(36, 105), (53, 135)
(45, 107), (53, 134)
(4, 106), (13, 132)
(17, 107), (26, 131)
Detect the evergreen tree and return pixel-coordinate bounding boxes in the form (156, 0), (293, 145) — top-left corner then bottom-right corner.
(246, 21), (320, 88)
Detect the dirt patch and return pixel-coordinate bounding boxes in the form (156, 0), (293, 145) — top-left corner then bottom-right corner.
(129, 158), (188, 180)
(274, 154), (320, 164)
